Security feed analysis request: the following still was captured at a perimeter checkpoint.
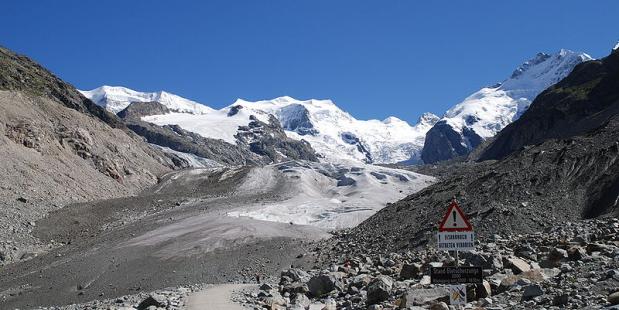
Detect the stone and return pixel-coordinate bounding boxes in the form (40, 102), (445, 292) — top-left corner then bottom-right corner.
(399, 263), (422, 279)
(522, 284), (544, 300)
(609, 291), (619, 305)
(137, 294), (167, 310)
(291, 293), (311, 308)
(476, 280), (492, 298)
(429, 302), (449, 310)
(281, 268), (311, 283)
(367, 275), (393, 304)
(307, 273), (340, 297)
(260, 283), (274, 291)
(506, 257), (531, 274)
(403, 288), (449, 307)
(567, 246), (587, 261)
(552, 294), (569, 306)
(16, 197), (28, 203)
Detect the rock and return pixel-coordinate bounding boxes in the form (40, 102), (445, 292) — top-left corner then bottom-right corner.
(567, 246), (587, 261)
(403, 288), (449, 306)
(552, 293), (569, 306)
(366, 275), (393, 304)
(281, 268), (311, 283)
(350, 274), (371, 288)
(137, 294), (167, 310)
(429, 302), (449, 310)
(498, 269), (546, 292)
(16, 197), (27, 203)
(609, 291), (619, 305)
(399, 263), (422, 279)
(291, 293), (311, 308)
(307, 273), (340, 297)
(506, 257), (531, 274)
(522, 284), (544, 300)
(260, 283), (274, 291)
(476, 280), (492, 298)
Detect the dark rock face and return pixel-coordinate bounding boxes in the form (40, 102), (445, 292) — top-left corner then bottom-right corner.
(276, 104), (318, 136)
(481, 49), (619, 161)
(236, 115), (318, 163)
(117, 101), (170, 120)
(340, 132), (373, 163)
(421, 121), (483, 164)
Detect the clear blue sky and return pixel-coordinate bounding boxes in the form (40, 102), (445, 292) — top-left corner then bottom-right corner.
(1, 1), (617, 124)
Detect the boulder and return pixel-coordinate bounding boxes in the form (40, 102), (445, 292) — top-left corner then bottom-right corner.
(281, 268), (311, 283)
(291, 293), (311, 308)
(567, 246), (587, 261)
(506, 257), (531, 274)
(307, 273), (341, 297)
(476, 280), (492, 298)
(522, 284), (544, 300)
(609, 291), (619, 305)
(366, 275), (393, 304)
(403, 288), (449, 306)
(137, 294), (167, 310)
(399, 263), (422, 279)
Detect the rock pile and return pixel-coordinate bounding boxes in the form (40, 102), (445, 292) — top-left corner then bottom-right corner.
(242, 218), (619, 309)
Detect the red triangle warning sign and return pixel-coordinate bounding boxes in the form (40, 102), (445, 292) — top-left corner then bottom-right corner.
(438, 200), (473, 232)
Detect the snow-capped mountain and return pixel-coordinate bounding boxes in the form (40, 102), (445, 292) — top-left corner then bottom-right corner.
(82, 86), (438, 164)
(421, 49), (592, 164)
(227, 97), (438, 163)
(80, 85), (213, 114)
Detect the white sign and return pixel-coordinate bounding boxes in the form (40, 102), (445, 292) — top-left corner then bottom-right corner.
(437, 231), (475, 251)
(448, 284), (467, 305)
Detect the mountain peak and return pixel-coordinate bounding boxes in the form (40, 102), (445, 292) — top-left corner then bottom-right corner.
(80, 86), (213, 115)
(417, 112), (439, 125)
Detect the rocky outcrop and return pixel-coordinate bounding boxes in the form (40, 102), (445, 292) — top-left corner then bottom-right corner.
(421, 121), (483, 163)
(116, 101), (171, 120)
(235, 115), (319, 163)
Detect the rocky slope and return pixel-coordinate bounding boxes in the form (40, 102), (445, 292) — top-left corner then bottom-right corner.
(0, 46), (179, 265)
(421, 49), (592, 164)
(240, 218), (619, 309)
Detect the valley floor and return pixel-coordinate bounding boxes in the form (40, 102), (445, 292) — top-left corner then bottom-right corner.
(0, 162), (432, 309)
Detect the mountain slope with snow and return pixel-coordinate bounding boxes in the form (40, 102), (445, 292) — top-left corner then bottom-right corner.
(421, 49), (592, 164)
(83, 86), (438, 164)
(80, 85), (214, 114)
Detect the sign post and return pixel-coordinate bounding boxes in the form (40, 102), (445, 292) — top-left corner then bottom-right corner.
(432, 199), (476, 306)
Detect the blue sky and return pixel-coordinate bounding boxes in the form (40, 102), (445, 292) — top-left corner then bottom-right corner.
(1, 1), (617, 124)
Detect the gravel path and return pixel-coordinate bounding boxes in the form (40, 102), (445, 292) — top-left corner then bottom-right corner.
(187, 284), (256, 310)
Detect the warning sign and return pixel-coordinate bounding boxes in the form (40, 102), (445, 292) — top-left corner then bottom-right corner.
(438, 200), (472, 232)
(448, 285), (467, 305)
(437, 231), (475, 251)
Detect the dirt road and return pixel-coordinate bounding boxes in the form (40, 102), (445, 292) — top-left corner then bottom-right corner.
(187, 284), (256, 310)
